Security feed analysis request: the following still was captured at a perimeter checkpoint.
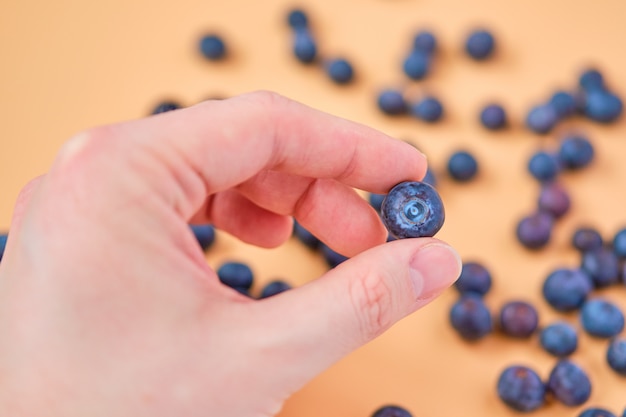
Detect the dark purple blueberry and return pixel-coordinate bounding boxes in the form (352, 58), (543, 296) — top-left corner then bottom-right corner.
(480, 103), (507, 130)
(526, 104), (558, 134)
(515, 212), (553, 250)
(612, 227), (626, 258)
(465, 29), (495, 60)
(538, 182), (571, 219)
(0, 233), (7, 262)
(449, 294), (493, 341)
(581, 247), (620, 287)
(558, 135), (595, 170)
(190, 224), (216, 252)
(199, 34), (227, 60)
(496, 365), (546, 412)
(377, 89), (407, 115)
(579, 408), (617, 417)
(581, 298), (624, 338)
(422, 167), (437, 188)
(607, 337), (626, 376)
(572, 227), (603, 253)
(369, 193), (386, 212)
(217, 261), (254, 290)
(454, 261), (492, 296)
(402, 49), (431, 80)
(528, 151), (560, 182)
(584, 90), (623, 123)
(380, 181), (445, 239)
(259, 280), (292, 298)
(413, 30), (437, 55)
(293, 29), (317, 63)
(539, 321), (578, 357)
(546, 359), (592, 407)
(447, 150), (478, 182)
(542, 268), (593, 312)
(579, 68), (605, 91)
(550, 91), (577, 118)
(411, 96), (443, 122)
(151, 100), (181, 115)
(321, 243), (349, 268)
(498, 300), (539, 338)
(287, 8), (308, 30)
(371, 405), (413, 417)
(325, 58), (354, 84)
(292, 220), (320, 249)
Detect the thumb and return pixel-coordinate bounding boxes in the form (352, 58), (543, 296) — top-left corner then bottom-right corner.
(249, 238), (461, 391)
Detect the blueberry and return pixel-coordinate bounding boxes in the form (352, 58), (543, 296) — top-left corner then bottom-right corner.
(190, 224), (216, 251)
(558, 135), (595, 170)
(498, 300), (539, 338)
(496, 365), (546, 412)
(447, 150), (478, 182)
(454, 261), (492, 296)
(422, 168), (437, 188)
(546, 359), (592, 407)
(579, 68), (605, 91)
(371, 405), (413, 417)
(449, 294), (493, 341)
(293, 220), (320, 249)
(402, 50), (431, 80)
(259, 280), (292, 298)
(572, 227), (603, 253)
(0, 233), (7, 262)
(539, 322), (578, 357)
(550, 91), (577, 118)
(380, 181), (445, 239)
(537, 182), (571, 219)
(526, 104), (559, 134)
(585, 90), (623, 123)
(217, 261), (254, 290)
(293, 29), (317, 63)
(411, 96), (443, 122)
(199, 34), (227, 60)
(480, 104), (507, 130)
(607, 337), (626, 376)
(287, 8), (308, 30)
(581, 247), (620, 287)
(413, 30), (437, 55)
(516, 212), (553, 250)
(369, 193), (386, 212)
(612, 228), (626, 258)
(377, 89), (407, 115)
(151, 100), (181, 115)
(321, 243), (349, 268)
(542, 268), (593, 312)
(579, 408), (617, 417)
(528, 151), (560, 182)
(326, 58), (354, 84)
(580, 298), (624, 338)
(465, 29), (495, 60)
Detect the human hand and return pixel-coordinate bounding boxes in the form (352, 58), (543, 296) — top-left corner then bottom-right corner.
(0, 91), (461, 417)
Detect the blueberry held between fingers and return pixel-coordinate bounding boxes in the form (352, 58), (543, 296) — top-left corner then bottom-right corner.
(380, 181), (445, 239)
(496, 365), (546, 412)
(607, 337), (626, 376)
(581, 298), (624, 338)
(539, 321), (578, 357)
(546, 359), (592, 406)
(542, 268), (593, 312)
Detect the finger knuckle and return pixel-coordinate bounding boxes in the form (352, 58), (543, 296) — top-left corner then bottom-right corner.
(348, 270), (394, 342)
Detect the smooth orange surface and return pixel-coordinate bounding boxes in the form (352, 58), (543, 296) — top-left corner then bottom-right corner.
(1, 0), (626, 415)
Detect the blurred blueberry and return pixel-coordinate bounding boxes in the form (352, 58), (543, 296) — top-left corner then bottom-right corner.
(293, 220), (320, 249)
(411, 96), (443, 122)
(579, 68), (605, 91)
(516, 212), (553, 250)
(550, 91), (577, 118)
(498, 300), (539, 339)
(403, 50), (431, 80)
(0, 233), (7, 262)
(585, 90), (623, 123)
(579, 408), (617, 417)
(190, 224), (216, 252)
(496, 365), (546, 412)
(259, 280), (292, 298)
(581, 247), (620, 287)
(413, 30), (437, 55)
(449, 294), (493, 341)
(465, 29), (495, 60)
(526, 104), (558, 134)
(377, 89), (407, 115)
(540, 321), (578, 357)
(293, 29), (317, 63)
(369, 193), (386, 212)
(151, 100), (181, 115)
(447, 150), (478, 182)
(326, 58), (354, 84)
(546, 359), (592, 406)
(287, 8), (308, 29)
(528, 150), (560, 182)
(217, 261), (254, 290)
(454, 261), (492, 296)
(422, 168), (437, 188)
(612, 227), (626, 258)
(581, 298), (624, 338)
(572, 227), (603, 253)
(199, 34), (227, 60)
(607, 337), (626, 376)
(480, 103), (507, 130)
(372, 405), (413, 417)
(558, 135), (595, 170)
(538, 182), (571, 219)
(321, 243), (349, 268)
(542, 268), (594, 312)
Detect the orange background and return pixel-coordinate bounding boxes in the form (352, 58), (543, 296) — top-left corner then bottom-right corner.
(1, 0), (626, 415)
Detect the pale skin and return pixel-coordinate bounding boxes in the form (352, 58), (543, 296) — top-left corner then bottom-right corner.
(0, 91), (461, 417)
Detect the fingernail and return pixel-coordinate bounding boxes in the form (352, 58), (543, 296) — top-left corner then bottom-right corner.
(409, 243), (462, 302)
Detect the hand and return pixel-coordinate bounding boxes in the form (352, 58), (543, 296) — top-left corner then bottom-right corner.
(0, 91), (461, 417)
